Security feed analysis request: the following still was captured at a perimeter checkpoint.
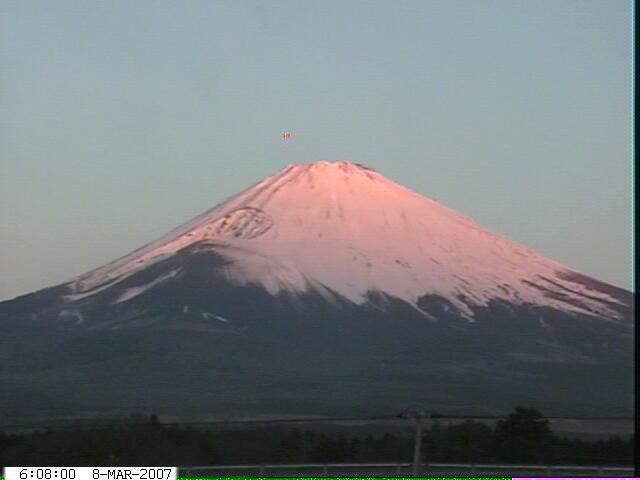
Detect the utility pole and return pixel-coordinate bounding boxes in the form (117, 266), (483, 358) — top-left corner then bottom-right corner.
(412, 414), (423, 476)
(398, 408), (428, 477)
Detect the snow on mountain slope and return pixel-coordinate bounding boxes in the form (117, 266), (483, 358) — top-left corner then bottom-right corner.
(65, 161), (626, 320)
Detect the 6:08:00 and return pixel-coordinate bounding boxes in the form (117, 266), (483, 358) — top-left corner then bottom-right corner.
(20, 469), (76, 479)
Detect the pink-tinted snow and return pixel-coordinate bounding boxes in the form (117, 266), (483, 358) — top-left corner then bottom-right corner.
(69, 161), (625, 320)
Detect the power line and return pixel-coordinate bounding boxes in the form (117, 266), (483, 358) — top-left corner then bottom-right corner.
(427, 414), (634, 421)
(0, 414), (395, 431)
(0, 412), (633, 432)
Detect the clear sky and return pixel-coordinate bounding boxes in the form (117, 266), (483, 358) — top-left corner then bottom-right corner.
(0, 0), (632, 300)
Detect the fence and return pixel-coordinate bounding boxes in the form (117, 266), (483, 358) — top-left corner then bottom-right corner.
(179, 462), (635, 477)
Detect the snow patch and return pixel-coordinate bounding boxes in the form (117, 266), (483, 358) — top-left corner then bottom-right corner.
(58, 309), (84, 325)
(113, 269), (180, 304)
(200, 312), (231, 323)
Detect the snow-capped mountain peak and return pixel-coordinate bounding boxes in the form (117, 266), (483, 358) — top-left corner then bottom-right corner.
(1, 161), (633, 420)
(67, 161), (625, 320)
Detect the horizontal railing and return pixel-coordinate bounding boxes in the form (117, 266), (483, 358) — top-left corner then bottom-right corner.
(180, 462), (635, 477)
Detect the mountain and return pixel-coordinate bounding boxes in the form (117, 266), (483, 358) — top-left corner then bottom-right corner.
(0, 161), (633, 419)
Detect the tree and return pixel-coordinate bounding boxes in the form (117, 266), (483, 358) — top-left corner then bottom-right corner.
(494, 407), (553, 463)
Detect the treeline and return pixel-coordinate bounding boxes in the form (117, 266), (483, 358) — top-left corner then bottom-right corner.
(0, 408), (633, 466)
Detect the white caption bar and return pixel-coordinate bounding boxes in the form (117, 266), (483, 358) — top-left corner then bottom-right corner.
(4, 468), (177, 480)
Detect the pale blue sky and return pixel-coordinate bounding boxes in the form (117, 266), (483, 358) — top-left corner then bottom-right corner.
(0, 0), (632, 300)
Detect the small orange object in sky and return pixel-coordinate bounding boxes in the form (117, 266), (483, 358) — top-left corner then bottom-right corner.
(280, 131), (292, 143)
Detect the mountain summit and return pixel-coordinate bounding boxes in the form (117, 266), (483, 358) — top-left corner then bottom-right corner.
(0, 161), (633, 418)
(70, 161), (626, 321)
